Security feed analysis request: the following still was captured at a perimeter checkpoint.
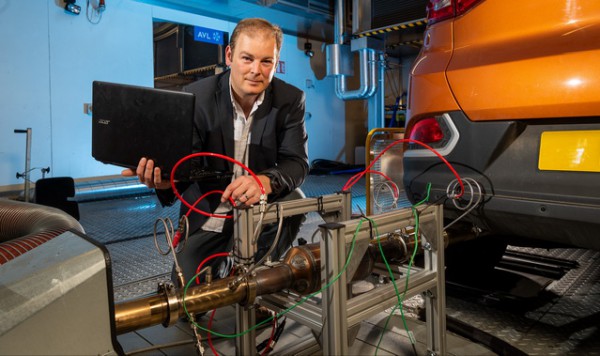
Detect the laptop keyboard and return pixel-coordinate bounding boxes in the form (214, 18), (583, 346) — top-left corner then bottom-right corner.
(189, 168), (233, 183)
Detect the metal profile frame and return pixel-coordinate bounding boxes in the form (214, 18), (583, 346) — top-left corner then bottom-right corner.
(233, 192), (351, 353)
(260, 203), (446, 355)
(233, 207), (257, 355)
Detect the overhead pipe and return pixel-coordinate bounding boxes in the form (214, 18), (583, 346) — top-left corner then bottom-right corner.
(328, 0), (378, 100)
(334, 48), (377, 100)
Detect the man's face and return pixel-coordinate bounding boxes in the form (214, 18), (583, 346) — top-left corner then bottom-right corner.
(226, 32), (278, 101)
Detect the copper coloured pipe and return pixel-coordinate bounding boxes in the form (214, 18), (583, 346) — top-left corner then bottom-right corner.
(115, 240), (398, 334)
(114, 230), (471, 334)
(115, 264), (298, 334)
(114, 293), (171, 334)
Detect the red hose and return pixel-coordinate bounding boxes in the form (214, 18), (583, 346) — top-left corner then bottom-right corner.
(343, 138), (465, 198)
(169, 152), (265, 218)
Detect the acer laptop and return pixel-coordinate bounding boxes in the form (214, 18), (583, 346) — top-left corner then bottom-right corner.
(91, 81), (231, 182)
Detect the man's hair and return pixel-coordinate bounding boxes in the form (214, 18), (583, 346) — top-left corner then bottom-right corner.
(229, 18), (283, 57)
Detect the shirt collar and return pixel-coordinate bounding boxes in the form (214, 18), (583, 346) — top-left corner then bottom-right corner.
(229, 77), (265, 119)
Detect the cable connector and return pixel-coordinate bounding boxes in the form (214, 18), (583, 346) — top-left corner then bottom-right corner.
(173, 215), (189, 250)
(258, 193), (268, 213)
(174, 267), (185, 289)
(172, 231), (182, 248)
(408, 330), (416, 344)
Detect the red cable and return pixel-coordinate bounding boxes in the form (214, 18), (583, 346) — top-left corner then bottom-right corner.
(207, 266), (237, 355)
(184, 190), (237, 219)
(345, 170), (399, 198)
(195, 251), (230, 355)
(342, 138), (464, 199)
(261, 314), (278, 356)
(207, 309), (219, 356)
(172, 191), (236, 248)
(362, 170), (399, 198)
(172, 231), (183, 249)
(193, 252), (230, 354)
(195, 252), (230, 285)
(169, 152), (266, 218)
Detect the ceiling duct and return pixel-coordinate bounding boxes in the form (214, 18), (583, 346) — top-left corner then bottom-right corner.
(246, 0), (334, 21)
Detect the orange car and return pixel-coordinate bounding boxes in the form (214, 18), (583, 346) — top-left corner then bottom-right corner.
(403, 0), (600, 251)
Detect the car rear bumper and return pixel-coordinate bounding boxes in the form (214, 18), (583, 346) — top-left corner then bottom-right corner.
(403, 111), (600, 249)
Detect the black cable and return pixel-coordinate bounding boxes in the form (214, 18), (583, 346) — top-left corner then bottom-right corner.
(357, 212), (374, 240)
(256, 317), (287, 354)
(272, 317), (286, 343)
(309, 159), (364, 175)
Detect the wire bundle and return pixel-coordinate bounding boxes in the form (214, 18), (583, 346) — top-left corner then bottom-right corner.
(144, 136), (469, 355)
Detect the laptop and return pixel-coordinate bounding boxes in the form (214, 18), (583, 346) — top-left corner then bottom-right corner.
(91, 81), (232, 183)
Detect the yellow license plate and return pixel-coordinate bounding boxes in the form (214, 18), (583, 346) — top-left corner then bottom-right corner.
(539, 130), (600, 172)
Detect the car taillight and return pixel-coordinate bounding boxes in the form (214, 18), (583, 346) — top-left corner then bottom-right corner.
(427, 0), (454, 25)
(409, 117), (444, 143)
(426, 0), (484, 24)
(456, 0), (483, 14)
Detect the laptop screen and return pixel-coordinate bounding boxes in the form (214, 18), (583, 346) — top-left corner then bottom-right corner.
(91, 81), (196, 180)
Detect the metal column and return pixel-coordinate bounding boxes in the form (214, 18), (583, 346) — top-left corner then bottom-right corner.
(14, 128), (32, 202)
(320, 221), (349, 355)
(423, 206), (447, 355)
(233, 207), (256, 355)
(368, 52), (386, 131)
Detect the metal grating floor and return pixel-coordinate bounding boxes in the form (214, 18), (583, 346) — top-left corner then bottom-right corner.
(445, 246), (600, 355)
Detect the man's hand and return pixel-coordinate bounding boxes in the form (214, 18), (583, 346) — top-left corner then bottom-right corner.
(121, 157), (172, 190)
(221, 175), (272, 205)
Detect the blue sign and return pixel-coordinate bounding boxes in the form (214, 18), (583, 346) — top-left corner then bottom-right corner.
(277, 61), (285, 74)
(194, 26), (225, 45)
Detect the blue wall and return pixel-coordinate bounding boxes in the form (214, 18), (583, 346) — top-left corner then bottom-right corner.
(0, 0), (346, 190)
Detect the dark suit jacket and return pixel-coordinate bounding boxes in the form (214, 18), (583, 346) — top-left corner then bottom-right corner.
(158, 70), (309, 233)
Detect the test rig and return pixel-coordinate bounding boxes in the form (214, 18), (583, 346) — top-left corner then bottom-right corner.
(0, 189), (447, 355)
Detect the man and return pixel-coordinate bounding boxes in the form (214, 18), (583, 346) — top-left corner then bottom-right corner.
(122, 18), (308, 285)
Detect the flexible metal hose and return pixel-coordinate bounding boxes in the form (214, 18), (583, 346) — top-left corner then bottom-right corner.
(0, 199), (84, 265)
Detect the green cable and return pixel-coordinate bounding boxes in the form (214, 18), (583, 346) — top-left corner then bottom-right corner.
(375, 183), (431, 355)
(182, 218), (370, 339)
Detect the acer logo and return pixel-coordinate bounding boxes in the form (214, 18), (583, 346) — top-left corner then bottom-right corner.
(98, 119), (110, 125)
